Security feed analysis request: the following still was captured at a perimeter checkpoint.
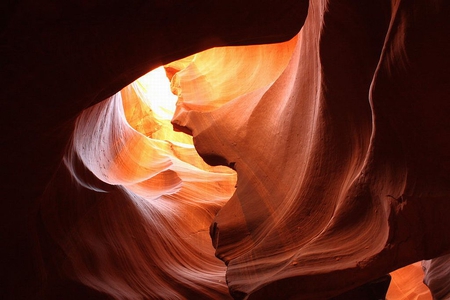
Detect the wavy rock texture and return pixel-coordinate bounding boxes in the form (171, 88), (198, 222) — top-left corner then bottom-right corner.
(36, 40), (299, 299)
(170, 1), (450, 299)
(423, 254), (450, 300)
(38, 69), (237, 299)
(2, 0), (450, 299)
(2, 1), (308, 299)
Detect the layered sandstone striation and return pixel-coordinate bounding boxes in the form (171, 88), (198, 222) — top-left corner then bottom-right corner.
(2, 0), (450, 299)
(38, 69), (236, 299)
(170, 1), (450, 299)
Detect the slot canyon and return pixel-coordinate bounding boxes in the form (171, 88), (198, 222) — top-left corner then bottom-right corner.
(2, 0), (450, 299)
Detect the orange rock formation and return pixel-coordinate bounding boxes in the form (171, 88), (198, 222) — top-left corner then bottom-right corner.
(2, 0), (449, 299)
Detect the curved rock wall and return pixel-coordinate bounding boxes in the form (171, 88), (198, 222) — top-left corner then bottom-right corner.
(39, 82), (236, 299)
(171, 1), (450, 298)
(2, 0), (449, 299)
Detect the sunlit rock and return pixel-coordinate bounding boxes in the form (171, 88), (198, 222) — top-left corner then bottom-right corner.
(3, 0), (450, 299)
(387, 263), (432, 300)
(169, 1), (450, 299)
(38, 67), (237, 299)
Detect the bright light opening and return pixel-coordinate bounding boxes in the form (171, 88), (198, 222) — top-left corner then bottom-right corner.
(135, 66), (178, 121)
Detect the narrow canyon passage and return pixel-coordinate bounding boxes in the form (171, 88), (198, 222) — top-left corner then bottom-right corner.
(2, 0), (450, 299)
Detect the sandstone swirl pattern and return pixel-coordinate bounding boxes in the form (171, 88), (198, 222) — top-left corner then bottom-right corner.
(2, 0), (449, 299)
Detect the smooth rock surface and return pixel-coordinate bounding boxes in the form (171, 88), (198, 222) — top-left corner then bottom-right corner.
(2, 0), (450, 299)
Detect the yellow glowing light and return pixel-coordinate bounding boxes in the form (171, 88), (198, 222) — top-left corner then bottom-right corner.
(116, 63), (237, 180)
(135, 66), (179, 121)
(123, 66), (193, 145)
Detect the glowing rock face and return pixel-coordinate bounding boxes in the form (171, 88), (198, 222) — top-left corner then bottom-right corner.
(40, 4), (450, 299)
(387, 263), (432, 300)
(166, 37), (298, 113)
(166, 1), (450, 299)
(3, 0), (450, 299)
(41, 66), (237, 299)
(39, 38), (302, 300)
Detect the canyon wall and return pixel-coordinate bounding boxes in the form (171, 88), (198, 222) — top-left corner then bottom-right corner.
(2, 0), (449, 299)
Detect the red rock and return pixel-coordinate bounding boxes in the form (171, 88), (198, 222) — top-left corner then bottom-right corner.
(2, 0), (449, 299)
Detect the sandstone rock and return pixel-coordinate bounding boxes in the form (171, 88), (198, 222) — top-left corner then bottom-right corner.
(2, 0), (449, 299)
